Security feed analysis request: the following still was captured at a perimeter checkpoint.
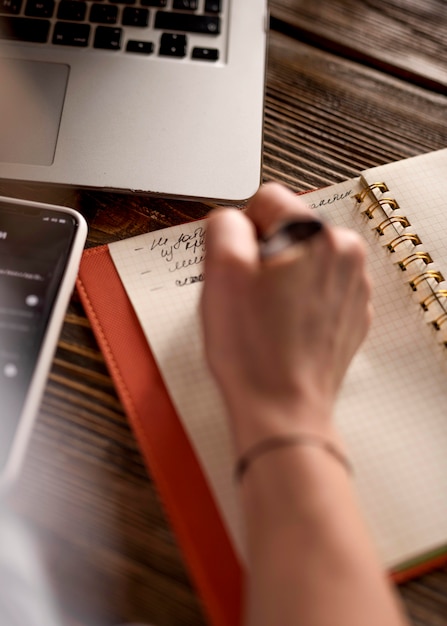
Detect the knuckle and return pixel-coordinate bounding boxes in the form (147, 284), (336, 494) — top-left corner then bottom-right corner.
(330, 228), (366, 264)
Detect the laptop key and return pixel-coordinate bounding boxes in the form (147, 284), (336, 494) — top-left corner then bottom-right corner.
(192, 46), (218, 61)
(94, 25), (122, 49)
(126, 39), (153, 54)
(140, 0), (165, 5)
(0, 15), (49, 40)
(25, 0), (54, 17)
(155, 11), (220, 34)
(159, 32), (186, 57)
(90, 3), (117, 23)
(204, 0), (221, 12)
(122, 7), (149, 26)
(0, 0), (22, 14)
(53, 21), (90, 45)
(173, 0), (197, 9)
(57, 0), (86, 20)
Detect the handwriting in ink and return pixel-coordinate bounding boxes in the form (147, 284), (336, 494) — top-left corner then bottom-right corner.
(176, 273), (205, 287)
(148, 226), (206, 271)
(169, 254), (205, 272)
(150, 236), (169, 250)
(308, 189), (353, 209)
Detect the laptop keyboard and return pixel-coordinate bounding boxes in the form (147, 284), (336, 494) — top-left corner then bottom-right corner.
(0, 0), (224, 61)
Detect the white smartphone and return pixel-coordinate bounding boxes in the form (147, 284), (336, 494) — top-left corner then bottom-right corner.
(0, 196), (87, 491)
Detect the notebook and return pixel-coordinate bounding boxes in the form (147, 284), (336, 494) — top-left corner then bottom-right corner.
(77, 148), (447, 626)
(0, 0), (268, 202)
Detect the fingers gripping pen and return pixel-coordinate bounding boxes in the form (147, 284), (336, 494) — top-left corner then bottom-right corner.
(259, 218), (323, 260)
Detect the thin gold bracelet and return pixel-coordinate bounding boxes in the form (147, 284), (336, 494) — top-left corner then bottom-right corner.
(234, 433), (352, 483)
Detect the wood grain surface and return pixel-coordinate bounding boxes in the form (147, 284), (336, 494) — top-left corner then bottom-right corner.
(1, 2), (447, 625)
(269, 0), (447, 91)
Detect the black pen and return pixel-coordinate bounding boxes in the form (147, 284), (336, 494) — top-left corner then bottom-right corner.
(259, 218), (323, 259)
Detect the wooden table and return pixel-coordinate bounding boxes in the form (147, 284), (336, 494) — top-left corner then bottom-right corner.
(2, 1), (447, 625)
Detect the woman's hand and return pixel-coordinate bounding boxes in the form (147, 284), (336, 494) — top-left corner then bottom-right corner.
(201, 182), (372, 449)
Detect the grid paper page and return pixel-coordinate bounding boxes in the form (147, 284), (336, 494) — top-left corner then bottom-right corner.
(109, 220), (247, 560)
(348, 148), (447, 567)
(110, 162), (447, 570)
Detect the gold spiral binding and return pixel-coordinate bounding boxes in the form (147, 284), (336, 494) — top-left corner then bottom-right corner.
(363, 198), (400, 219)
(420, 290), (447, 311)
(387, 233), (422, 252)
(354, 182), (389, 203)
(376, 215), (410, 235)
(409, 270), (444, 292)
(432, 313), (447, 331)
(398, 252), (433, 271)
(355, 181), (445, 346)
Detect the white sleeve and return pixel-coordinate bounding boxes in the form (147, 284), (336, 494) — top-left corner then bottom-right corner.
(0, 505), (63, 626)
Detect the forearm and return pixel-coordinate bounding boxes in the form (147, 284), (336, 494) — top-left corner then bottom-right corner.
(200, 185), (400, 626)
(237, 433), (410, 626)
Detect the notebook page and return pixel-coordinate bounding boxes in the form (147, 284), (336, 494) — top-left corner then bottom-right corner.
(344, 149), (447, 567)
(298, 168), (447, 568)
(109, 218), (247, 561)
(109, 168), (447, 570)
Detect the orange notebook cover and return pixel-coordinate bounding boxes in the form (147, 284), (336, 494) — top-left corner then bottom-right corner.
(76, 244), (243, 626)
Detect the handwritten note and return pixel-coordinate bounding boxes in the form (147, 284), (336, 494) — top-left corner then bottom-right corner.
(145, 224), (206, 285)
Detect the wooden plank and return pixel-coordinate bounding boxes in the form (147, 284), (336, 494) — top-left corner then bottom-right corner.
(269, 0), (447, 91)
(263, 31), (447, 191)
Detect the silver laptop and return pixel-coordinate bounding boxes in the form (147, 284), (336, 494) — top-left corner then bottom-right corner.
(0, 1), (268, 202)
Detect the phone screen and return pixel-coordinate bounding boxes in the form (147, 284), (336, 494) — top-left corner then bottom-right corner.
(0, 202), (79, 471)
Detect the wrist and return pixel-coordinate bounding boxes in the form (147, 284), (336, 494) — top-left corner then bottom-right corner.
(221, 385), (337, 454)
(238, 433), (353, 554)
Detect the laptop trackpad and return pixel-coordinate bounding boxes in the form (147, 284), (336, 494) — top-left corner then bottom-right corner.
(0, 59), (69, 166)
